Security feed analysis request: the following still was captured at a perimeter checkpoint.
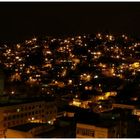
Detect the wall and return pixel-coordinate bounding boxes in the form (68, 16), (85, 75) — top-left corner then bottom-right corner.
(5, 129), (32, 138)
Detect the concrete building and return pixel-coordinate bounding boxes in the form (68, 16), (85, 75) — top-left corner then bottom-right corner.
(0, 98), (57, 138)
(6, 123), (54, 138)
(76, 122), (119, 138)
(76, 110), (120, 138)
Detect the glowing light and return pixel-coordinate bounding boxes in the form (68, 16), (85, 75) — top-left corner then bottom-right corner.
(16, 44), (21, 49)
(17, 108), (20, 112)
(11, 91), (15, 95)
(132, 62), (140, 68)
(68, 79), (72, 84)
(32, 117), (35, 120)
(99, 105), (102, 109)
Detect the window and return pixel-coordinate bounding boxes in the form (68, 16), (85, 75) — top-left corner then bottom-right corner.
(32, 106), (35, 109)
(12, 115), (16, 119)
(16, 120), (19, 124)
(12, 121), (15, 125)
(8, 116), (12, 120)
(16, 115), (19, 118)
(4, 123), (7, 127)
(77, 128), (94, 137)
(4, 117), (7, 121)
(8, 122), (11, 126)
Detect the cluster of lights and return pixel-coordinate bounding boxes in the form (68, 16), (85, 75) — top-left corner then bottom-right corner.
(1, 34), (140, 108)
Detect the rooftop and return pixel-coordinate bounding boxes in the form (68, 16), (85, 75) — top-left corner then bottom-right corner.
(9, 123), (52, 132)
(0, 95), (55, 107)
(76, 109), (121, 128)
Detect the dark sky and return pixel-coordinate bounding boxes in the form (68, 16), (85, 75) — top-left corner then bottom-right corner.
(0, 2), (140, 43)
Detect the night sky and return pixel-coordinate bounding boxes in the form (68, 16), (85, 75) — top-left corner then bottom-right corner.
(0, 2), (140, 43)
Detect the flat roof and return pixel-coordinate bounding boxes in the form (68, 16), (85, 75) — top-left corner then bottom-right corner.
(76, 109), (119, 128)
(0, 96), (55, 107)
(9, 123), (52, 132)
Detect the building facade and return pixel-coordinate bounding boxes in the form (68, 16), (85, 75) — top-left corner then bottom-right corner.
(0, 100), (57, 137)
(76, 123), (120, 138)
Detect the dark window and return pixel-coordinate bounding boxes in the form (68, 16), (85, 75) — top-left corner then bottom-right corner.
(12, 121), (15, 125)
(12, 115), (16, 119)
(8, 116), (12, 120)
(35, 111), (38, 114)
(8, 122), (11, 126)
(4, 117), (7, 121)
(4, 123), (7, 127)
(25, 106), (27, 110)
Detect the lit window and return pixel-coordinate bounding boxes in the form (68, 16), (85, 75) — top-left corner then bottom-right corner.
(17, 108), (20, 112)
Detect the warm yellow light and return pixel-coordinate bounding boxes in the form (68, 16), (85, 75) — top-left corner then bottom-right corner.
(68, 79), (72, 84)
(16, 44), (21, 49)
(132, 62), (140, 68)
